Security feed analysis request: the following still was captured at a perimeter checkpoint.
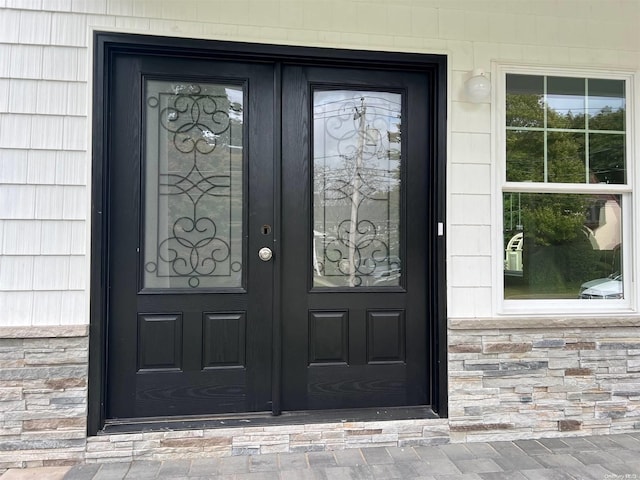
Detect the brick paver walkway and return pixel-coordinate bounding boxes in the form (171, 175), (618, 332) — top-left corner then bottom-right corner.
(1, 433), (639, 479)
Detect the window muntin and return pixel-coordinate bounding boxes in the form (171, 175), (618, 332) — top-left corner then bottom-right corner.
(502, 72), (630, 306)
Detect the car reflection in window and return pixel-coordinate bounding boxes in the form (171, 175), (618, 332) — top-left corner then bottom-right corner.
(372, 257), (401, 286)
(578, 273), (622, 299)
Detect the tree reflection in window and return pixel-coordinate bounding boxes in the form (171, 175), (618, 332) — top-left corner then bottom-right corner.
(312, 91), (402, 288)
(504, 74), (625, 300)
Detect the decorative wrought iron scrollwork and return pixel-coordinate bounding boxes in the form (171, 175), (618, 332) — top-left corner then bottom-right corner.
(321, 219), (391, 286)
(150, 84), (232, 155)
(145, 82), (243, 288)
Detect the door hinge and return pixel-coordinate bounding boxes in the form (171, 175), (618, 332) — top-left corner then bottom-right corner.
(437, 222), (444, 237)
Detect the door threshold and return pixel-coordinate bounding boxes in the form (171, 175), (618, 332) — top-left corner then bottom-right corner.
(101, 406), (439, 435)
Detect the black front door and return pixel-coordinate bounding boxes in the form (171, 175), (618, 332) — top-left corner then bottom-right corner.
(281, 66), (430, 410)
(105, 49), (436, 420)
(107, 54), (275, 418)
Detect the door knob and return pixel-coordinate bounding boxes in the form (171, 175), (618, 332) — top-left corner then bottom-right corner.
(258, 247), (273, 262)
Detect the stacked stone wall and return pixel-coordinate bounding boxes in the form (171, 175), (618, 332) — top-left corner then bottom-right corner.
(85, 420), (450, 463)
(448, 319), (640, 442)
(0, 327), (88, 470)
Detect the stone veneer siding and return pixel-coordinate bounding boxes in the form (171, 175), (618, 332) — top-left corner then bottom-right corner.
(1, 319), (639, 467)
(0, 326), (450, 468)
(0, 326), (88, 469)
(448, 317), (640, 443)
(85, 420), (450, 463)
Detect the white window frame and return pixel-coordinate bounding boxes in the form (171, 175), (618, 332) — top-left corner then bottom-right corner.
(493, 64), (637, 316)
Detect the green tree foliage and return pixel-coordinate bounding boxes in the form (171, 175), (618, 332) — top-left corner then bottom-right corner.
(506, 92), (543, 128)
(520, 195), (585, 247)
(547, 132), (585, 183)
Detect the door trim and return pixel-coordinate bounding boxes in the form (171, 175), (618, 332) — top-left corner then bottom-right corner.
(89, 31), (447, 435)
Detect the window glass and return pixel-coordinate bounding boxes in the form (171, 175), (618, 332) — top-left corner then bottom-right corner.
(588, 79), (625, 131)
(312, 90), (402, 288)
(589, 133), (625, 184)
(506, 130), (544, 182)
(547, 76), (585, 129)
(503, 193), (622, 300)
(143, 80), (244, 289)
(506, 75), (544, 128)
(547, 132), (585, 183)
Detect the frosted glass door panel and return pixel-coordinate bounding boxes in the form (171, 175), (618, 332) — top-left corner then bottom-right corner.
(313, 91), (402, 288)
(143, 81), (244, 289)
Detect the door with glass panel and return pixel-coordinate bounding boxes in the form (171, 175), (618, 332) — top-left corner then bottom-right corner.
(106, 55), (432, 419)
(281, 66), (430, 409)
(106, 55), (275, 418)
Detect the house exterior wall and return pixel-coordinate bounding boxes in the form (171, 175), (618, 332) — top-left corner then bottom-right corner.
(0, 0), (639, 468)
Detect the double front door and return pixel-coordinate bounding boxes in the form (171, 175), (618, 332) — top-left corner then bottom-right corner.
(106, 51), (433, 419)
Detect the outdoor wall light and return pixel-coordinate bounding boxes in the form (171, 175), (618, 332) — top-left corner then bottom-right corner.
(464, 68), (491, 103)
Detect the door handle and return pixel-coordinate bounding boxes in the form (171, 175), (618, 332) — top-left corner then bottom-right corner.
(258, 247), (273, 262)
